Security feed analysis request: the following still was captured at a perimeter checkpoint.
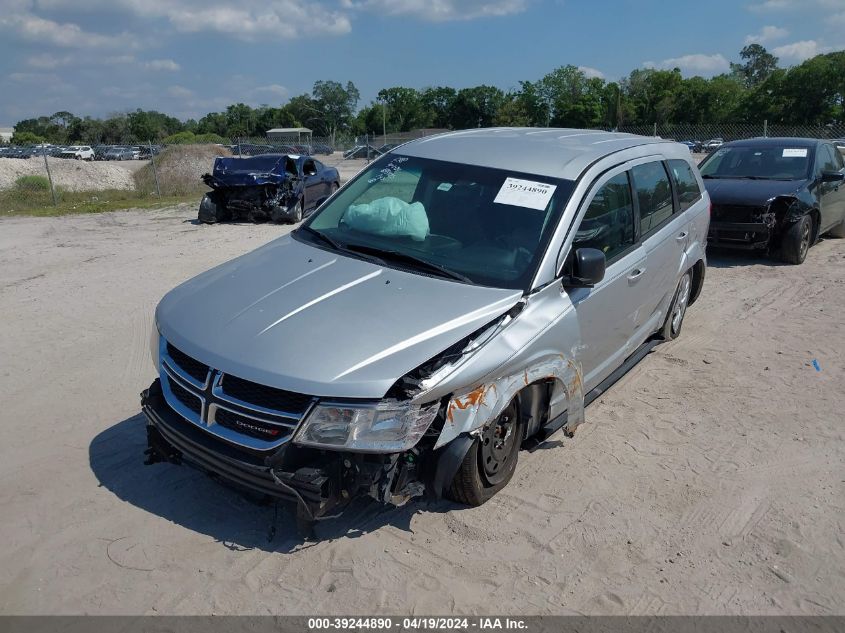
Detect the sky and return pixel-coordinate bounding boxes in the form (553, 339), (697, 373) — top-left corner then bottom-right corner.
(1, 0), (844, 125)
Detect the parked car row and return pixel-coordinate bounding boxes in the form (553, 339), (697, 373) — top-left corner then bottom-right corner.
(0, 143), (161, 160)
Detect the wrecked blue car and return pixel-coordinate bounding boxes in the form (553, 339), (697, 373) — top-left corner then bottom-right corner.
(199, 154), (340, 224)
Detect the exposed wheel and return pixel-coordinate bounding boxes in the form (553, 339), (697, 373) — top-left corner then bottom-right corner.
(826, 219), (845, 238)
(197, 193), (228, 224)
(446, 399), (522, 506)
(781, 214), (813, 264)
(660, 269), (693, 340)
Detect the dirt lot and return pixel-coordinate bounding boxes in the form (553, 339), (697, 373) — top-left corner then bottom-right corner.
(0, 205), (843, 615)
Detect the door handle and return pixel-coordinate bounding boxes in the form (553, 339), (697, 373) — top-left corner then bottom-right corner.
(627, 267), (646, 281)
(676, 231), (689, 241)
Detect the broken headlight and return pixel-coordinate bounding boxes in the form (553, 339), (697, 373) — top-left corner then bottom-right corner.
(294, 401), (439, 452)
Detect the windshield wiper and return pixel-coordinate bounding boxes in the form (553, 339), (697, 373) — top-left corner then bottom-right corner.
(343, 243), (472, 283)
(297, 225), (345, 251)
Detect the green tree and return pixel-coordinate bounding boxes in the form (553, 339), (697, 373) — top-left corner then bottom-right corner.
(449, 85), (505, 129)
(10, 130), (45, 145)
(312, 80), (360, 143)
(419, 87), (457, 129)
(731, 44), (779, 88)
(377, 87), (428, 132)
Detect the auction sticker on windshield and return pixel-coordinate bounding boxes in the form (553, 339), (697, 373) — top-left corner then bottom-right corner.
(494, 177), (556, 211)
(783, 148), (808, 158)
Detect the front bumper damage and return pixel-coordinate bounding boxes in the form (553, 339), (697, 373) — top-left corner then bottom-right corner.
(141, 379), (465, 531)
(707, 221), (772, 250)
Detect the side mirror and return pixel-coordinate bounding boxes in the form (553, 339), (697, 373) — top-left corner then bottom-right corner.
(563, 248), (606, 287)
(821, 171), (845, 183)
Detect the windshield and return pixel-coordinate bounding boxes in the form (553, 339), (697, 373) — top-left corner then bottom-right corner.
(299, 154), (575, 290)
(700, 145), (812, 180)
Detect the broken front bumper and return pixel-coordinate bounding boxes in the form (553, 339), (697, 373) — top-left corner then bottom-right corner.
(141, 379), (461, 522)
(141, 379), (339, 518)
(707, 222), (772, 250)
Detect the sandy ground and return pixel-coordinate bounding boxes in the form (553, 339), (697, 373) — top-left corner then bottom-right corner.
(0, 205), (843, 615)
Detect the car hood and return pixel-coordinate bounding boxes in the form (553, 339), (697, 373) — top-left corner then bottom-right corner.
(208, 154), (296, 187)
(156, 235), (523, 399)
(703, 178), (805, 206)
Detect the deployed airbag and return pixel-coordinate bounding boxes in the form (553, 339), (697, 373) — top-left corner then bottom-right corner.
(345, 197), (430, 241)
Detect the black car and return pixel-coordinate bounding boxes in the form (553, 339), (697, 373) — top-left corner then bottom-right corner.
(199, 153), (340, 224)
(699, 138), (845, 264)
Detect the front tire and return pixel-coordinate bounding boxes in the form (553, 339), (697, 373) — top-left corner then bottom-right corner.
(198, 193), (228, 224)
(781, 214), (813, 265)
(446, 399), (522, 506)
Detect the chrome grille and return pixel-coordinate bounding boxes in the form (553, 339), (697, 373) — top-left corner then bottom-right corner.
(159, 338), (314, 450)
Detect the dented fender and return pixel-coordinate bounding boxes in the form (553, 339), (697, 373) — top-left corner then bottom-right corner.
(435, 354), (584, 449)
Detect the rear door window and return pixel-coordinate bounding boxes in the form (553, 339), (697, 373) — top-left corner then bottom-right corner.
(573, 172), (636, 263)
(668, 159), (702, 212)
(631, 161), (675, 235)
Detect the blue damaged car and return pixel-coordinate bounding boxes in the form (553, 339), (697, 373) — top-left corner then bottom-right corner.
(198, 153), (340, 224)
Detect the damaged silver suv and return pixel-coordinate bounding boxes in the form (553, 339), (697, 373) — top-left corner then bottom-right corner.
(142, 128), (709, 532)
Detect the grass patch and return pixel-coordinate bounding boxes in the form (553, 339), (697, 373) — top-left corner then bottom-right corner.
(0, 187), (201, 217)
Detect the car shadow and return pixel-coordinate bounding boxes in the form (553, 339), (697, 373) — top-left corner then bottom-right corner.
(706, 247), (786, 268)
(89, 413), (459, 552)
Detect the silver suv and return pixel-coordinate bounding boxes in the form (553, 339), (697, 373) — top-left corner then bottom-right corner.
(142, 129), (709, 532)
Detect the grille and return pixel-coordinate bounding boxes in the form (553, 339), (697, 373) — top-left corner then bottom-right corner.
(215, 408), (290, 441)
(221, 374), (312, 414)
(166, 343), (209, 383)
(711, 204), (765, 224)
(168, 377), (202, 414)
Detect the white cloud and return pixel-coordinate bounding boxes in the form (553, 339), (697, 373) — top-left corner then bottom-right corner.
(0, 12), (137, 48)
(9, 72), (61, 83)
(342, 0), (528, 21)
(249, 84), (290, 100)
(745, 25), (788, 44)
(748, 0), (801, 12)
(577, 66), (605, 79)
(168, 85), (194, 98)
(772, 39), (830, 61)
(645, 53), (730, 75)
(144, 59), (180, 72)
(26, 53), (73, 69)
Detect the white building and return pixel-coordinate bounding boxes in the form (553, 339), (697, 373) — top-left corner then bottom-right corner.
(0, 128), (13, 143)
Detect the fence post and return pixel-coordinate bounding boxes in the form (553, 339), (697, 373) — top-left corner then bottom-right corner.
(763, 119), (768, 138)
(365, 133), (370, 164)
(42, 150), (57, 206)
(653, 122), (658, 137)
(237, 137), (242, 158)
(148, 140), (161, 198)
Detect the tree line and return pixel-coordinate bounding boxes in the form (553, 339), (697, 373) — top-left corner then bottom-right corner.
(9, 45), (845, 146)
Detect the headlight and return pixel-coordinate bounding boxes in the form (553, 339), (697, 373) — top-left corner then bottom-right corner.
(294, 401), (440, 452)
(150, 322), (160, 372)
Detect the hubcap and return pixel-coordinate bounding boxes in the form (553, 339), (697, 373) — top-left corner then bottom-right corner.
(671, 273), (691, 334)
(480, 403), (518, 485)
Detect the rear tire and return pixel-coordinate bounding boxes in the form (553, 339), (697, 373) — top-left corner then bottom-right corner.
(781, 214), (813, 264)
(660, 269), (693, 340)
(446, 399), (522, 506)
(290, 198), (304, 224)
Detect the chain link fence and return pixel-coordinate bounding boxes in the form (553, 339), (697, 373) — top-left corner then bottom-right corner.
(2, 124), (844, 214)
